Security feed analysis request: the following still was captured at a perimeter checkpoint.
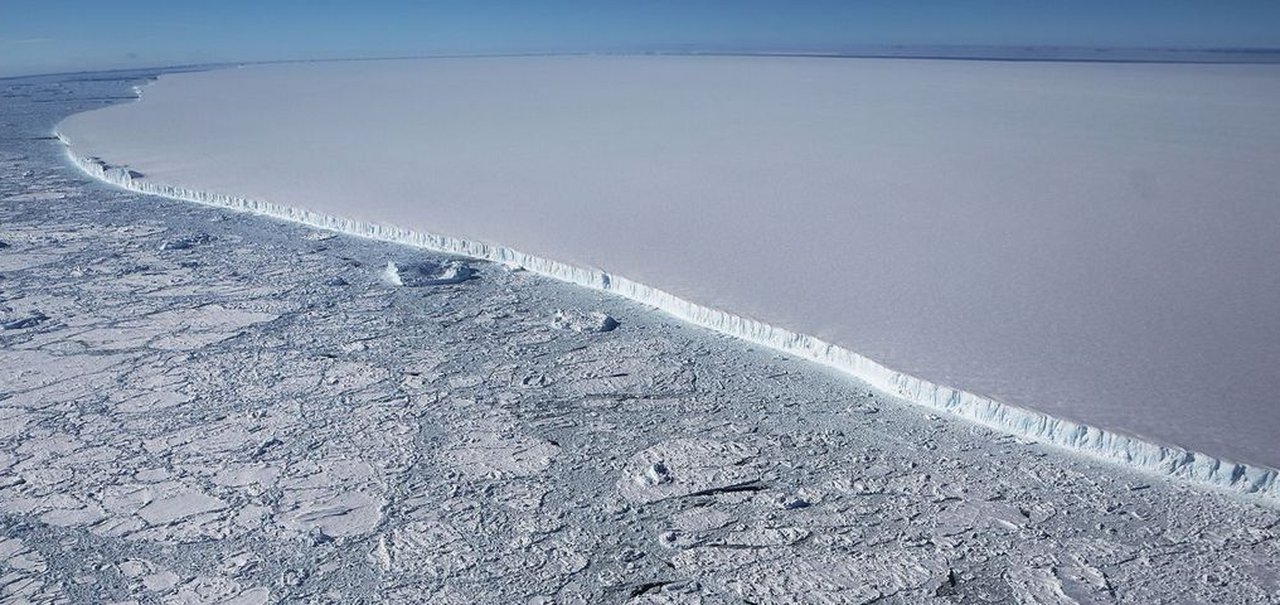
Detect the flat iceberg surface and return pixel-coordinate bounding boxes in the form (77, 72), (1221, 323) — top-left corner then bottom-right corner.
(58, 56), (1280, 469)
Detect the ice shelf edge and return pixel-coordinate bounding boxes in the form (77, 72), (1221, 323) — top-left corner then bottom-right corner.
(58, 134), (1279, 504)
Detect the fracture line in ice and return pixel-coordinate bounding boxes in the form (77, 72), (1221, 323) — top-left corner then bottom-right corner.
(58, 135), (1279, 503)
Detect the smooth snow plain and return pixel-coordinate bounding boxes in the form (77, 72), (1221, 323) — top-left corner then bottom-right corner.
(57, 56), (1280, 475)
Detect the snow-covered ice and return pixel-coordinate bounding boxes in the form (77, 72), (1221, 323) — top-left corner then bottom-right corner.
(56, 57), (1280, 475)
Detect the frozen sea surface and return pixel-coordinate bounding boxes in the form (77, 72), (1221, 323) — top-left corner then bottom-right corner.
(57, 56), (1280, 469)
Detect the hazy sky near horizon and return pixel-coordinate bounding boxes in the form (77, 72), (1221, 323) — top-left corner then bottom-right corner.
(3, 0), (1280, 76)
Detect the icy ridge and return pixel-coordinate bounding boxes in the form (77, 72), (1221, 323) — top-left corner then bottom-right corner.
(57, 136), (1279, 503)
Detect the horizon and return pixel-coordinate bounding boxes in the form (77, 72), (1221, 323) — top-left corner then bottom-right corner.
(8, 45), (1280, 82)
(3, 0), (1280, 77)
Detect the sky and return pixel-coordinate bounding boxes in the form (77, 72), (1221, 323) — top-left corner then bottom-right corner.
(3, 0), (1280, 77)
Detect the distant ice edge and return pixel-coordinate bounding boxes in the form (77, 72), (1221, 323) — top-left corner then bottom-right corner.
(59, 137), (1279, 503)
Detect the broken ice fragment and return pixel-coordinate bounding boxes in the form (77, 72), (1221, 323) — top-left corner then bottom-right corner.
(158, 233), (212, 251)
(2, 311), (48, 330)
(303, 231), (337, 241)
(383, 260), (474, 287)
(103, 166), (144, 181)
(142, 571), (179, 592)
(657, 530), (702, 550)
(772, 493), (811, 510)
(640, 462), (672, 486)
(551, 309), (619, 333)
(308, 527), (333, 545)
(136, 491), (227, 526)
(620, 439), (761, 504)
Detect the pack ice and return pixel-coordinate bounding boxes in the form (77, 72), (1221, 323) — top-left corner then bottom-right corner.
(56, 56), (1280, 493)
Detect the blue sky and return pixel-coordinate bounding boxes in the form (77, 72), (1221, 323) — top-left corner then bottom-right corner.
(3, 0), (1279, 76)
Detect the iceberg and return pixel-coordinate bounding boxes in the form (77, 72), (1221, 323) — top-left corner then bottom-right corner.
(56, 56), (1280, 499)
